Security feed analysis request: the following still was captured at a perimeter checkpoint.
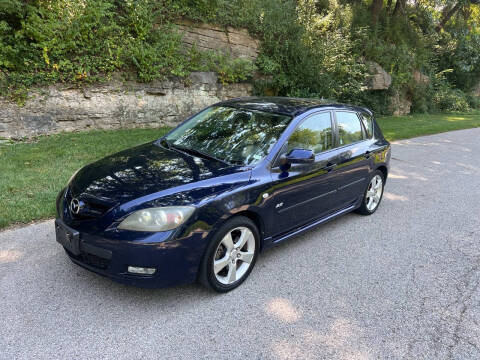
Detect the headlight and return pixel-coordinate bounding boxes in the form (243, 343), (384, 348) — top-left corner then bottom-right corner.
(117, 206), (195, 232)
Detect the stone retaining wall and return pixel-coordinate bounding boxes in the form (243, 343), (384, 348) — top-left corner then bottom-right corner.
(0, 72), (252, 139)
(176, 19), (259, 60)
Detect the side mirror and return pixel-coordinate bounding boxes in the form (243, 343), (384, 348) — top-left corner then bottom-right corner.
(284, 148), (315, 164)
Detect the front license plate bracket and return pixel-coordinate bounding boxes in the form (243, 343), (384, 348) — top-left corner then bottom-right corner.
(55, 219), (80, 256)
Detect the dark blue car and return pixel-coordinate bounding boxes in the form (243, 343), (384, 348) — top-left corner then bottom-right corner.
(55, 97), (391, 292)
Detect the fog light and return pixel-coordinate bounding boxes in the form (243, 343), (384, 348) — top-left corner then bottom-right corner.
(127, 266), (156, 275)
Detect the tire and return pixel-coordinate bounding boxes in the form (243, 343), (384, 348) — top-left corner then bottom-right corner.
(199, 216), (260, 292)
(355, 170), (385, 215)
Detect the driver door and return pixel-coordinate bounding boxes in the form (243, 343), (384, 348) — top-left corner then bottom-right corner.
(268, 111), (338, 237)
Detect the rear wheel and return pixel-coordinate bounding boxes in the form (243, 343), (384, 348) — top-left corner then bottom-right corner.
(356, 170), (385, 215)
(199, 216), (259, 292)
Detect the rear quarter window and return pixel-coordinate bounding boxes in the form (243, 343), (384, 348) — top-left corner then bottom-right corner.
(359, 112), (374, 138)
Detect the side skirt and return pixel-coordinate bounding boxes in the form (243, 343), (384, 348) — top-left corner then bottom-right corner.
(261, 201), (360, 252)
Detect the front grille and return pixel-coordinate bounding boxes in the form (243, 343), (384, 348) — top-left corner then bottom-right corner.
(65, 187), (113, 219)
(78, 200), (111, 219)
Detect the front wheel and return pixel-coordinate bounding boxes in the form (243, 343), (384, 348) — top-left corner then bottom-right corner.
(356, 170), (385, 215)
(199, 216), (260, 292)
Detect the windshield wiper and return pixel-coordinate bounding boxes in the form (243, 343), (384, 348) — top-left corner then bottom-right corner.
(158, 137), (171, 149)
(170, 144), (232, 166)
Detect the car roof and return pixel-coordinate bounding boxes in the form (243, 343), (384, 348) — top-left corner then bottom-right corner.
(216, 96), (372, 117)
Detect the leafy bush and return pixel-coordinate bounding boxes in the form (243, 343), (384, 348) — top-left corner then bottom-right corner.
(432, 83), (471, 112)
(357, 89), (395, 116)
(205, 53), (256, 84)
(1, 0), (479, 114)
(409, 83), (432, 114)
(466, 94), (480, 109)
(243, 0), (368, 102)
(0, 0), (255, 100)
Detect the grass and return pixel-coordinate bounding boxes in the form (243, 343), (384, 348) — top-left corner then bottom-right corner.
(376, 111), (480, 141)
(0, 111), (479, 230)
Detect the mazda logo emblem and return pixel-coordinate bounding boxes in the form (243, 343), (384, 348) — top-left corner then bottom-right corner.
(70, 198), (83, 215)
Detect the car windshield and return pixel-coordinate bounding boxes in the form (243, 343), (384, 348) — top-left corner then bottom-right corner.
(163, 106), (292, 165)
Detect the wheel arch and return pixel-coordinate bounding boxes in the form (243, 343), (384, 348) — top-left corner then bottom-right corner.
(208, 209), (265, 250)
(197, 208), (264, 290)
(376, 164), (388, 183)
(229, 210), (265, 249)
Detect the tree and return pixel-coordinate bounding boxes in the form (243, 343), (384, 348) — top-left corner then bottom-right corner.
(436, 0), (480, 32)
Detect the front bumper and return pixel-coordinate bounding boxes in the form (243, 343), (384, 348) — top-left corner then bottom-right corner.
(55, 218), (209, 288)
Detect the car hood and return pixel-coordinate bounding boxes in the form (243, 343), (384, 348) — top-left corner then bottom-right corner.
(69, 141), (249, 205)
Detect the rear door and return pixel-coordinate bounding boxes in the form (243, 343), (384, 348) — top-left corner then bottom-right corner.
(268, 111), (338, 237)
(329, 111), (371, 211)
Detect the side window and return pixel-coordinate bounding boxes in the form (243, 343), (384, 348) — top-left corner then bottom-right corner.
(336, 111), (364, 146)
(359, 112), (374, 138)
(287, 112), (333, 154)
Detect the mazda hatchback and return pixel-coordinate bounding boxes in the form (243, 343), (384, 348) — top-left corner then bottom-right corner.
(55, 97), (391, 292)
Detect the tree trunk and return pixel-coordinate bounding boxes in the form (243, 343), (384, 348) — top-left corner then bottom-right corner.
(436, 2), (462, 32)
(386, 0), (393, 13)
(393, 0), (406, 16)
(370, 0), (384, 26)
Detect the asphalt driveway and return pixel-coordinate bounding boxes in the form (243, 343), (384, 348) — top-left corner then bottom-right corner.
(1, 128), (479, 359)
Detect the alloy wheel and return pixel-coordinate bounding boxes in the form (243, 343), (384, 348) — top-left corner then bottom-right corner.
(213, 226), (256, 285)
(366, 175), (383, 211)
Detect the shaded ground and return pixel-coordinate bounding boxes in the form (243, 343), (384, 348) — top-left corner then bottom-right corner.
(1, 128), (479, 359)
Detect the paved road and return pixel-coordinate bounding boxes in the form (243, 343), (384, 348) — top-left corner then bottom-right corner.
(1, 129), (480, 359)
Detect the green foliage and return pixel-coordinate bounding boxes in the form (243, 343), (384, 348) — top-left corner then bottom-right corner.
(223, 0), (369, 102)
(437, 27), (480, 91)
(466, 94), (480, 108)
(409, 82), (432, 114)
(357, 89), (395, 115)
(0, 0), (255, 101)
(206, 53), (256, 84)
(1, 0), (480, 113)
(432, 79), (471, 112)
(410, 70), (472, 112)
